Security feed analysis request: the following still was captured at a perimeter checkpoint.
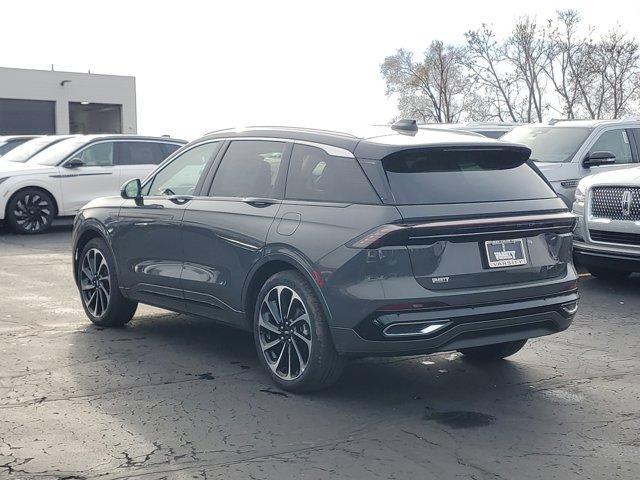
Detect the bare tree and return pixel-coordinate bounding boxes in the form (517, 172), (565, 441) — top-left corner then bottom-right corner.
(463, 25), (520, 121)
(505, 16), (549, 122)
(383, 13), (640, 122)
(544, 10), (583, 119)
(381, 41), (468, 123)
(599, 30), (640, 118)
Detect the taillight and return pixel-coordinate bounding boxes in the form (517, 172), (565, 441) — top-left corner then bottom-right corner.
(347, 224), (406, 249)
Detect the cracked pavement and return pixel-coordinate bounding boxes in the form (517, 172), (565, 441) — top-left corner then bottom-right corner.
(1, 223), (639, 479)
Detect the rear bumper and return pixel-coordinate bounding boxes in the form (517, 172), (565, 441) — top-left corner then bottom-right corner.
(330, 292), (578, 356)
(574, 243), (640, 272)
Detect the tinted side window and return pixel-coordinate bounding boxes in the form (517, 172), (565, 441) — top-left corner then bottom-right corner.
(286, 144), (379, 204)
(117, 142), (165, 166)
(77, 142), (113, 166)
(209, 141), (286, 198)
(145, 142), (221, 196)
(161, 143), (182, 157)
(589, 129), (633, 164)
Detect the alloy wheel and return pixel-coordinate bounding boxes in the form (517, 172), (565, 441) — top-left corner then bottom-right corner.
(258, 285), (312, 380)
(13, 193), (52, 232)
(80, 248), (111, 318)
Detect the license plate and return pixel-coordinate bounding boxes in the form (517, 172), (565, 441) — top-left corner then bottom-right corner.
(484, 238), (528, 268)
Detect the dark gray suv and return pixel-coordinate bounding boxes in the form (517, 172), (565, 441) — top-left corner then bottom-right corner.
(72, 123), (579, 391)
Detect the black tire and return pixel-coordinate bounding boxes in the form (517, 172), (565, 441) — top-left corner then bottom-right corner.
(458, 339), (527, 362)
(7, 188), (55, 234)
(77, 237), (137, 327)
(587, 267), (631, 280)
(253, 270), (345, 393)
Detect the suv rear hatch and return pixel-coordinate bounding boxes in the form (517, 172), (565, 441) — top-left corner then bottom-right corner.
(356, 145), (575, 291)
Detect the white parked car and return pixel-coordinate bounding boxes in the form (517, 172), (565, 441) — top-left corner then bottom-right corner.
(0, 135), (75, 164)
(0, 135), (186, 234)
(573, 166), (640, 279)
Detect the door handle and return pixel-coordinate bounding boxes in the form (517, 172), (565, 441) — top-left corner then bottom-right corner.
(241, 197), (280, 207)
(167, 194), (194, 204)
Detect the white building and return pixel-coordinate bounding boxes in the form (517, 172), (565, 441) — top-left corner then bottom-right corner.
(0, 67), (137, 135)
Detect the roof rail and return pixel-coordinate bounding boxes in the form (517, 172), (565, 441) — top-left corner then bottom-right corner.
(244, 125), (358, 138)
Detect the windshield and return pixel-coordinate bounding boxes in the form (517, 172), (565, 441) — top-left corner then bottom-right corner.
(0, 139), (29, 156)
(502, 126), (592, 163)
(3, 137), (66, 163)
(30, 137), (90, 166)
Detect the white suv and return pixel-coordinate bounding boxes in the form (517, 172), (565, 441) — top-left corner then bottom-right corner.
(0, 135), (186, 234)
(502, 118), (640, 206)
(573, 167), (640, 279)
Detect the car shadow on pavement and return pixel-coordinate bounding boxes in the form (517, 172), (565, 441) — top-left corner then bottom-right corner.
(53, 304), (631, 478)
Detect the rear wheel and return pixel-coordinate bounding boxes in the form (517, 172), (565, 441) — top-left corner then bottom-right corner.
(77, 237), (137, 327)
(458, 339), (527, 361)
(7, 188), (55, 234)
(587, 267), (631, 280)
(254, 270), (345, 392)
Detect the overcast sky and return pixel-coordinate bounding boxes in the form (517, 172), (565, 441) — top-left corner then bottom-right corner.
(2, 0), (639, 140)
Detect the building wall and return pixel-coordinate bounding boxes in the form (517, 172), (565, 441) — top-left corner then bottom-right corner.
(0, 67), (136, 134)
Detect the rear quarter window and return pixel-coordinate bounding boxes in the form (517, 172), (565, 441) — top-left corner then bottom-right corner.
(379, 148), (556, 205)
(286, 144), (379, 204)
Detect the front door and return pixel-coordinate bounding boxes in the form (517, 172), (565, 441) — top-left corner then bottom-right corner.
(181, 140), (289, 326)
(58, 141), (121, 214)
(113, 141), (222, 311)
(584, 128), (638, 176)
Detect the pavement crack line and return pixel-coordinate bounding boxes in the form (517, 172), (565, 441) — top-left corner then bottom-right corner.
(0, 370), (251, 409)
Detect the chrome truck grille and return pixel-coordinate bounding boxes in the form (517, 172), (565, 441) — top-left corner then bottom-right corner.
(590, 187), (640, 221)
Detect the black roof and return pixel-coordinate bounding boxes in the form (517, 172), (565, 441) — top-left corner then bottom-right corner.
(199, 125), (530, 160)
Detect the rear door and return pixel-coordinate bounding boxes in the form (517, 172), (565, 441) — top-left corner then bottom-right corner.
(57, 140), (121, 214)
(180, 139), (289, 326)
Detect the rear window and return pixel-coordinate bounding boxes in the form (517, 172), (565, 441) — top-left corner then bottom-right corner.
(380, 148), (556, 205)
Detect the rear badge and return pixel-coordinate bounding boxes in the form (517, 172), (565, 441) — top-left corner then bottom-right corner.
(432, 276), (450, 284)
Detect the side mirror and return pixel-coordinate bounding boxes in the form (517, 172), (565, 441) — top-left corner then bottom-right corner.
(64, 157), (85, 169)
(121, 178), (142, 201)
(583, 151), (616, 168)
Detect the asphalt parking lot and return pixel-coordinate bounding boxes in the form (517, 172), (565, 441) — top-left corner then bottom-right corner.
(1, 224), (639, 480)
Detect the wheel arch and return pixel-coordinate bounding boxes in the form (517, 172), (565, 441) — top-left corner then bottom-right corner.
(72, 221), (117, 286)
(242, 252), (332, 331)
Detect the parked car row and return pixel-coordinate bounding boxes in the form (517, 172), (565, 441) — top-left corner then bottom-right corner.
(0, 134), (186, 233)
(4, 118), (637, 392)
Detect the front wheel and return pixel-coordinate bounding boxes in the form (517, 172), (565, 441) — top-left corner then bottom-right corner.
(458, 339), (527, 362)
(254, 270), (345, 392)
(77, 237), (137, 327)
(7, 188), (55, 234)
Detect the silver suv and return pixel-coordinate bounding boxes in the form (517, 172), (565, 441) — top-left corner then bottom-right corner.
(573, 167), (640, 279)
(502, 118), (640, 206)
